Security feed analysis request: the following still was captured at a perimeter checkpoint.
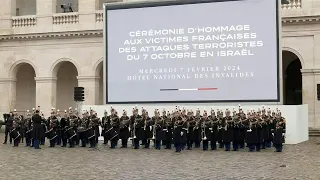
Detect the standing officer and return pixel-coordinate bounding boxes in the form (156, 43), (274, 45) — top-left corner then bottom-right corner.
(32, 109), (43, 149)
(3, 112), (14, 144)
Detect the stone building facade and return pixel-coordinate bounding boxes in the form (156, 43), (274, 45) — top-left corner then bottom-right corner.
(0, 0), (319, 128)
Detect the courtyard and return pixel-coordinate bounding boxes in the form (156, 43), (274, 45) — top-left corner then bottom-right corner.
(0, 134), (319, 180)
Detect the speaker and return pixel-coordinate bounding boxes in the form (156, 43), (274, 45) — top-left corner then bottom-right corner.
(74, 87), (85, 101)
(317, 84), (320, 100)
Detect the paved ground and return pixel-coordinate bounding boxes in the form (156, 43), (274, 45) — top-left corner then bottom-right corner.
(0, 134), (319, 180)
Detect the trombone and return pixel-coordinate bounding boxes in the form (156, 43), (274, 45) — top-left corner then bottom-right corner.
(202, 120), (207, 140)
(129, 118), (137, 140)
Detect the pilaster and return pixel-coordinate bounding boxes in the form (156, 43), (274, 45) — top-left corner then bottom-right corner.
(78, 0), (96, 30)
(36, 0), (56, 32)
(77, 76), (100, 105)
(0, 78), (17, 113)
(0, 0), (15, 35)
(35, 77), (57, 116)
(301, 69), (316, 128)
(313, 69), (320, 128)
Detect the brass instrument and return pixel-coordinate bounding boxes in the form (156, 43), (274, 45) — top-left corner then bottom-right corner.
(120, 116), (130, 129)
(129, 118), (137, 140)
(151, 117), (158, 140)
(247, 118), (258, 132)
(224, 117), (233, 131)
(186, 120), (190, 134)
(202, 120), (207, 140)
(211, 117), (219, 132)
(143, 115), (147, 131)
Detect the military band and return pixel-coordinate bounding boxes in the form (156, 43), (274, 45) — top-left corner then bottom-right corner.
(2, 105), (287, 153)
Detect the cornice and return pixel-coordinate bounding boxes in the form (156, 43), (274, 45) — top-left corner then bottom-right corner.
(77, 76), (100, 82)
(34, 77), (58, 82)
(1, 15), (320, 40)
(301, 69), (320, 75)
(282, 15), (320, 24)
(0, 78), (17, 83)
(0, 30), (103, 41)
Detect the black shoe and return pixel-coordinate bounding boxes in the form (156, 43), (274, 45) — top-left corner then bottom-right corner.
(3, 142), (7, 144)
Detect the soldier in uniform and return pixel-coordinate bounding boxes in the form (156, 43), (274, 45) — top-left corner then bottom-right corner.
(74, 109), (80, 145)
(119, 109), (130, 148)
(18, 115), (26, 143)
(55, 110), (62, 145)
(173, 111), (184, 152)
(25, 110), (33, 147)
(92, 111), (102, 146)
(3, 112), (14, 144)
(143, 111), (153, 149)
(201, 110), (211, 151)
(238, 109), (247, 149)
(32, 109), (43, 149)
(12, 120), (21, 147)
(88, 116), (97, 148)
(130, 107), (143, 149)
(39, 111), (47, 145)
(163, 111), (173, 149)
(68, 108), (78, 148)
(255, 112), (263, 151)
(246, 111), (258, 152)
(109, 108), (120, 148)
(261, 107), (269, 149)
(209, 109), (219, 150)
(217, 109), (224, 148)
(272, 112), (286, 152)
(102, 110), (110, 145)
(161, 109), (167, 146)
(223, 109), (233, 151)
(152, 109), (164, 150)
(78, 111), (89, 147)
(193, 108), (202, 148)
(47, 109), (59, 147)
(263, 108), (274, 148)
(186, 109), (195, 150)
(232, 109), (241, 151)
(60, 110), (68, 147)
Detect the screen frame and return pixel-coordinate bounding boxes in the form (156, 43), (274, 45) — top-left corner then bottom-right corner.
(103, 0), (280, 104)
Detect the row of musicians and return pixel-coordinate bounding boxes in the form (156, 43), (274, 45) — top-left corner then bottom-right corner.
(7, 113), (286, 152)
(101, 113), (286, 152)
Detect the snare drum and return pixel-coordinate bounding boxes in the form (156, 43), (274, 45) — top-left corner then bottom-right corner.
(46, 129), (57, 140)
(10, 128), (21, 141)
(66, 128), (76, 140)
(86, 127), (95, 140)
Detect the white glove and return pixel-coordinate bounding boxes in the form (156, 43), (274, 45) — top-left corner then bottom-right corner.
(180, 132), (183, 136)
(272, 133), (274, 136)
(150, 126), (152, 131)
(282, 133), (285, 136)
(209, 128), (212, 131)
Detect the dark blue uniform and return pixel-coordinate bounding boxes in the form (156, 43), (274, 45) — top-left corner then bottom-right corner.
(32, 113), (43, 149)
